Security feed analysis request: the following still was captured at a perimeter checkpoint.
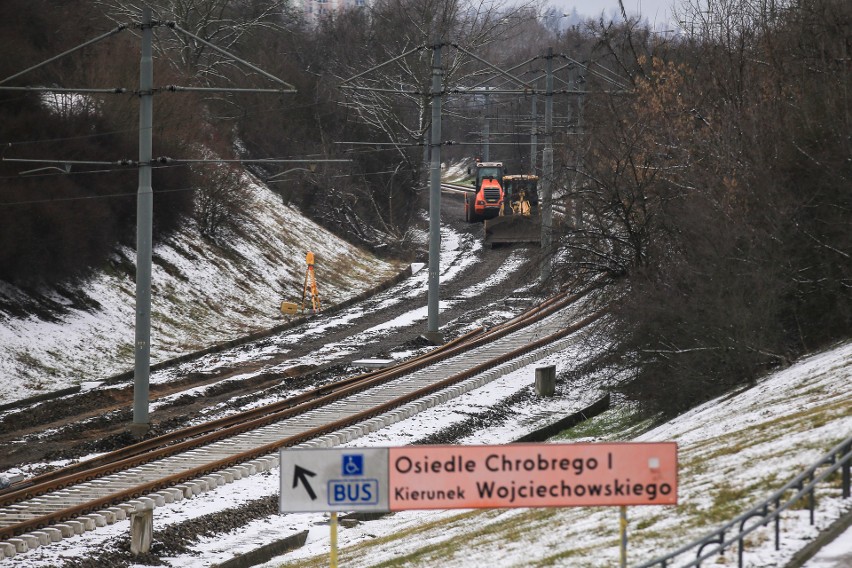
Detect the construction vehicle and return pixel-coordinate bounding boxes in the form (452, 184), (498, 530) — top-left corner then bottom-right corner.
(483, 174), (542, 247)
(464, 161), (506, 223)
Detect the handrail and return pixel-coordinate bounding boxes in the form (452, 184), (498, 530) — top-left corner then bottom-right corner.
(634, 433), (852, 568)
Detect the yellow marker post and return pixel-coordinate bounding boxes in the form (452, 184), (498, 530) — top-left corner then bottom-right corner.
(302, 251), (322, 313)
(330, 511), (338, 568)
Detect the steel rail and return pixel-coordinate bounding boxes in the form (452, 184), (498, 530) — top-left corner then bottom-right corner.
(0, 326), (487, 499)
(0, 281), (582, 500)
(0, 282), (608, 543)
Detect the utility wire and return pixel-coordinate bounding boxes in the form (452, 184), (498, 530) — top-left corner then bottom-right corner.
(2, 128), (142, 147)
(0, 163), (187, 181)
(0, 185), (197, 207)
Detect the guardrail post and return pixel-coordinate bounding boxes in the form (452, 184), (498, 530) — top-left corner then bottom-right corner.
(843, 442), (851, 499)
(774, 497), (781, 550)
(808, 473), (815, 525)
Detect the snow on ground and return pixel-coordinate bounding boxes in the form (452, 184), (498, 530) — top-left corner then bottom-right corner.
(257, 341), (851, 568)
(0, 179), (403, 403)
(141, 230), (473, 400)
(8, 336), (850, 567)
(2, 162), (850, 565)
(804, 524), (852, 567)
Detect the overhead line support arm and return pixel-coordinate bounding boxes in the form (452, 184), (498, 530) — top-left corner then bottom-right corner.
(339, 45), (428, 86)
(0, 24), (129, 86)
(450, 43), (534, 92)
(166, 22), (296, 91)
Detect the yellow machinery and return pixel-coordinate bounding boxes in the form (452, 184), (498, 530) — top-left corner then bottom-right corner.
(280, 251), (322, 316)
(302, 251), (322, 313)
(484, 174), (541, 246)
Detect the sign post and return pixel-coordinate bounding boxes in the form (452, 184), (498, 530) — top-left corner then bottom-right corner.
(280, 443), (677, 559)
(620, 505), (628, 568)
(330, 511), (338, 568)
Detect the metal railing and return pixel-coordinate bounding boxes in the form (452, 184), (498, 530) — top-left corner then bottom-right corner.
(635, 433), (852, 568)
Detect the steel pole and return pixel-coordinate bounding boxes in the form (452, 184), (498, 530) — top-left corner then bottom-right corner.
(426, 41), (443, 341)
(540, 48), (554, 284)
(132, 6), (154, 435)
(530, 94), (538, 173)
(483, 92), (490, 161)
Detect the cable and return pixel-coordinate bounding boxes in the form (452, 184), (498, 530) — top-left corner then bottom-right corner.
(1, 127), (141, 147)
(0, 162), (188, 181)
(0, 185), (197, 207)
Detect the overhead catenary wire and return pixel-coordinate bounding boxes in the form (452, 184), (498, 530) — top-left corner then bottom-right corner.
(0, 8), (302, 437)
(1, 156), (349, 173)
(0, 87), (128, 94)
(0, 163), (185, 181)
(0, 184), (199, 207)
(2, 128), (143, 147)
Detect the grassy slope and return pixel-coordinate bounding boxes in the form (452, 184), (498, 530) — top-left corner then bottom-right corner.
(0, 179), (405, 403)
(277, 341), (852, 568)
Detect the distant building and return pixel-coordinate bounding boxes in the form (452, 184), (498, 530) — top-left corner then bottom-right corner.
(301, 0), (367, 20)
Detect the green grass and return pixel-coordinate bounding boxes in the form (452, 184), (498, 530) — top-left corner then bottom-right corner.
(552, 404), (656, 442)
(272, 376), (851, 568)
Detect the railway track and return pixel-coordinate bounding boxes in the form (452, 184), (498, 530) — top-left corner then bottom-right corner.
(441, 181), (474, 194)
(0, 281), (608, 560)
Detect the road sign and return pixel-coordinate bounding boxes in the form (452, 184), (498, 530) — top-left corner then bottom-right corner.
(280, 448), (389, 513)
(389, 443), (677, 509)
(279, 443), (676, 513)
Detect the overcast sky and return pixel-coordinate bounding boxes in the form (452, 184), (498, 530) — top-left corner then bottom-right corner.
(554, 0), (680, 29)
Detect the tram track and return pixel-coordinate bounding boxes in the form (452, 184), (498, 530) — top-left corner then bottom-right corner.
(0, 279), (609, 557)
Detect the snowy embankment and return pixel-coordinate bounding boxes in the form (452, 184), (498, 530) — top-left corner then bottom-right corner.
(266, 340), (852, 568)
(0, 180), (403, 404)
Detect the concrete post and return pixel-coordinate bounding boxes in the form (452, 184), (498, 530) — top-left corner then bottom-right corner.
(130, 509), (153, 554)
(535, 365), (556, 397)
(530, 94), (538, 173)
(540, 48), (554, 285)
(482, 92), (490, 161)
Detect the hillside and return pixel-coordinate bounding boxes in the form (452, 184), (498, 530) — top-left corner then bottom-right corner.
(0, 183), (848, 566)
(272, 340), (852, 568)
(12, 307), (838, 568)
(0, 177), (406, 404)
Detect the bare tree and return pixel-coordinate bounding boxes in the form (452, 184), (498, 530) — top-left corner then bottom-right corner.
(193, 164), (251, 241)
(94, 0), (295, 85)
(334, 0), (544, 173)
(555, 0), (851, 416)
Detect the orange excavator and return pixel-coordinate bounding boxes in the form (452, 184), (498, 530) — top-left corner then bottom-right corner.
(464, 161), (506, 223)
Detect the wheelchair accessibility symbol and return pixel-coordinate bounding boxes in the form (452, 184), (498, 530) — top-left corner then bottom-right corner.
(342, 454), (364, 476)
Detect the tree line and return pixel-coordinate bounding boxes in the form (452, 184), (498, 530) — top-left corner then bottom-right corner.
(551, 0), (851, 415)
